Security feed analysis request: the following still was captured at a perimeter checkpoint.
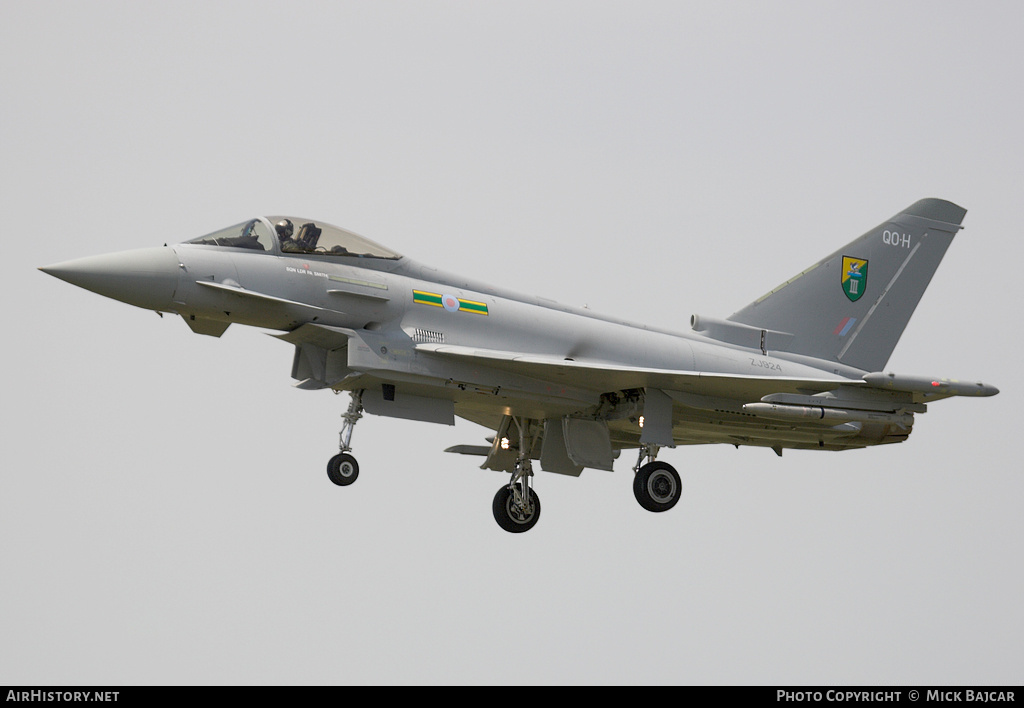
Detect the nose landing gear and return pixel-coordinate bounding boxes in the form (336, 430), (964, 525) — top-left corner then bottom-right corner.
(492, 482), (540, 533)
(492, 417), (542, 533)
(328, 391), (363, 487)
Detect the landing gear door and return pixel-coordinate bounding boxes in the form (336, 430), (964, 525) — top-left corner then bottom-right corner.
(539, 419), (584, 477)
(641, 388), (675, 447)
(562, 418), (614, 471)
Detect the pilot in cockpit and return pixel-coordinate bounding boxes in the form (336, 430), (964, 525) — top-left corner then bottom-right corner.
(276, 219), (302, 253)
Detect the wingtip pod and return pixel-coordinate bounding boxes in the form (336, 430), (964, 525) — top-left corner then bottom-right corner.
(863, 372), (999, 397)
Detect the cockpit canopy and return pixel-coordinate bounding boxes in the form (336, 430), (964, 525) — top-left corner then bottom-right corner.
(184, 217), (402, 260)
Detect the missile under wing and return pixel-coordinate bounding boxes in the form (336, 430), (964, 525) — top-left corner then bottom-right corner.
(40, 200), (998, 532)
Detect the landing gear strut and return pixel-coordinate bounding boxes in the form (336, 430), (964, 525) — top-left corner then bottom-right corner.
(328, 391), (363, 487)
(632, 444), (681, 512)
(492, 417), (542, 533)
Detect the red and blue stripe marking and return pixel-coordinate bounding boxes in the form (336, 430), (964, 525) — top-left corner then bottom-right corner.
(833, 317), (857, 337)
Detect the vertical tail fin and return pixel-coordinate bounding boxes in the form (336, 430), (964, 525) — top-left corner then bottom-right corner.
(728, 199), (966, 372)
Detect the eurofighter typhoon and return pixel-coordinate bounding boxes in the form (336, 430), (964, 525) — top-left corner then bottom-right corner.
(40, 199), (998, 532)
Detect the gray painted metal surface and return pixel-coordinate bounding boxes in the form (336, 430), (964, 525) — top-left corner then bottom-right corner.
(39, 201), (999, 530)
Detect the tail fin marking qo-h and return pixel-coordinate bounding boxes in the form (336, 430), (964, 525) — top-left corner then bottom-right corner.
(727, 199), (966, 372)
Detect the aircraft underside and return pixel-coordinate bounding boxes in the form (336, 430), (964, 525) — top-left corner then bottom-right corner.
(324, 371), (916, 532)
(454, 404), (910, 456)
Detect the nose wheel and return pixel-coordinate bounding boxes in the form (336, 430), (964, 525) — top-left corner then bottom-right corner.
(327, 452), (359, 486)
(492, 484), (541, 533)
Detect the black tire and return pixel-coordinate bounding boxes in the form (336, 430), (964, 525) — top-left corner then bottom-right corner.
(327, 453), (359, 486)
(492, 485), (541, 533)
(633, 461), (681, 512)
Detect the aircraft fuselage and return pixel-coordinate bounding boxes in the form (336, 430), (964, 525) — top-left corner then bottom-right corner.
(41, 204), (998, 532)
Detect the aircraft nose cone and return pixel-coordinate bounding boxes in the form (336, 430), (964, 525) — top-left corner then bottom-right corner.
(40, 246), (179, 311)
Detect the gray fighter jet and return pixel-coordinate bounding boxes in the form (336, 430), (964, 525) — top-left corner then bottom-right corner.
(40, 198), (998, 532)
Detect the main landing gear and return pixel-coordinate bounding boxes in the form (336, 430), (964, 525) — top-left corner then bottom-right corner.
(323, 396), (678, 530)
(327, 391), (363, 486)
(632, 444), (681, 513)
(492, 417), (541, 533)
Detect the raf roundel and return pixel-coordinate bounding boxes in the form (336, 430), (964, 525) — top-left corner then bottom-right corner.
(442, 294), (460, 313)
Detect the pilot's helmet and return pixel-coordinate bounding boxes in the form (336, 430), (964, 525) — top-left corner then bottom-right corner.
(275, 219), (294, 240)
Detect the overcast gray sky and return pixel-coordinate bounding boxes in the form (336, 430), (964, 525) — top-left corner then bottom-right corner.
(3, 0), (1021, 685)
